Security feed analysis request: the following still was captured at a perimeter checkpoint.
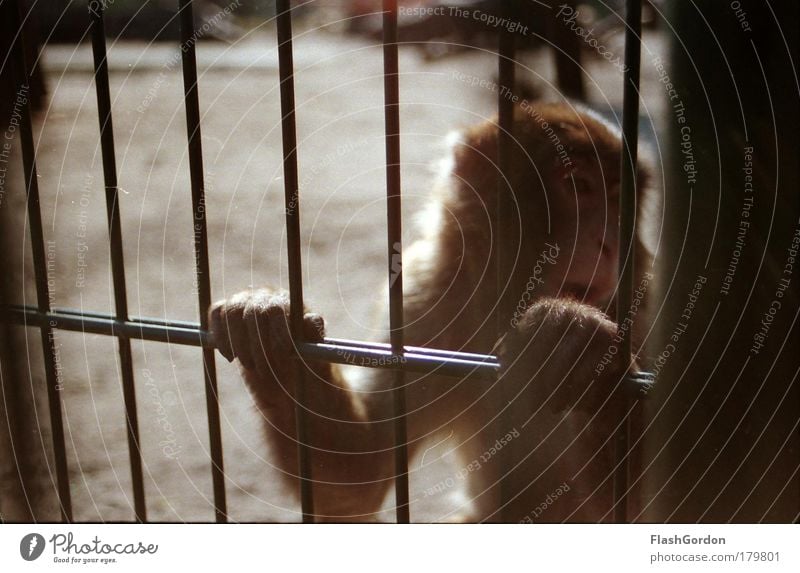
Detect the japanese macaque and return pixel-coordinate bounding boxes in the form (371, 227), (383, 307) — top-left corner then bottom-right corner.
(210, 102), (652, 522)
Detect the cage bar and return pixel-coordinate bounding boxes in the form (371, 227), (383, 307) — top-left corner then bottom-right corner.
(6, 0), (73, 523)
(5, 306), (214, 347)
(0, 0), (652, 525)
(3, 305), (501, 379)
(496, 2), (516, 347)
(381, 0), (410, 524)
(177, 0), (228, 523)
(275, 0), (315, 522)
(88, 2), (147, 522)
(613, 0), (643, 524)
(496, 0), (517, 523)
(549, 0), (585, 100)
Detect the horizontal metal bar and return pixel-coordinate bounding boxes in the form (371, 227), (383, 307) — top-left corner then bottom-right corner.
(2, 305), (213, 347)
(318, 337), (499, 364)
(2, 305), (657, 392)
(1, 305), (500, 379)
(54, 307), (205, 331)
(298, 342), (499, 381)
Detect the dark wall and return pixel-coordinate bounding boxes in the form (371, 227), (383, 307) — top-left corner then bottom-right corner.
(640, 0), (799, 522)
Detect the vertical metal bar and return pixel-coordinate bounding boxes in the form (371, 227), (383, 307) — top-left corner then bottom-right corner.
(496, 5), (516, 352)
(496, 0), (517, 523)
(549, 0), (585, 100)
(88, 2), (146, 523)
(613, 0), (642, 524)
(382, 0), (410, 524)
(275, 0), (315, 522)
(177, 0), (227, 523)
(6, 0), (73, 523)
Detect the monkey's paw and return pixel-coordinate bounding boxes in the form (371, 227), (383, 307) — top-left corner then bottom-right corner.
(208, 288), (325, 372)
(498, 298), (625, 414)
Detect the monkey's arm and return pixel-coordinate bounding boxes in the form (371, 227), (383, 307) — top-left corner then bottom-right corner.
(209, 289), (396, 521)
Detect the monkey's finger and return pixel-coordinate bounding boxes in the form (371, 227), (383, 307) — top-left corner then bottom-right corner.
(303, 312), (325, 343)
(263, 294), (293, 353)
(221, 293), (256, 370)
(245, 304), (272, 379)
(208, 301), (234, 363)
(247, 301), (293, 384)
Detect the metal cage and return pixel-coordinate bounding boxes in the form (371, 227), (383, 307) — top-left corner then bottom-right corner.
(1, 0), (649, 523)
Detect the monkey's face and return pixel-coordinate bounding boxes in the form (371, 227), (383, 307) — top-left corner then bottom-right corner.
(513, 152), (622, 309)
(460, 104), (638, 310)
(513, 108), (625, 308)
(554, 165), (620, 306)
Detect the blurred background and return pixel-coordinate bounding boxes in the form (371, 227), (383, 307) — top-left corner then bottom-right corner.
(0, 0), (797, 523)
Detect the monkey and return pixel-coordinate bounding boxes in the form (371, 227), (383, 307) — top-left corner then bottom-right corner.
(209, 102), (653, 522)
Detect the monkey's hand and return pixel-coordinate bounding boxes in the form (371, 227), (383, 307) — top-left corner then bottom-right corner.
(208, 288), (325, 385)
(209, 290), (392, 518)
(498, 298), (627, 416)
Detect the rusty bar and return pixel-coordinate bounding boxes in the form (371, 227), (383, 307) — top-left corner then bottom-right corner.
(613, 0), (642, 524)
(177, 0), (228, 523)
(275, 0), (315, 522)
(382, 0), (410, 524)
(6, 0), (73, 522)
(2, 305), (501, 380)
(496, 0), (518, 523)
(88, 1), (147, 522)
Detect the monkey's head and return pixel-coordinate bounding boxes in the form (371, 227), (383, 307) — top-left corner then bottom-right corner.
(449, 102), (650, 311)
